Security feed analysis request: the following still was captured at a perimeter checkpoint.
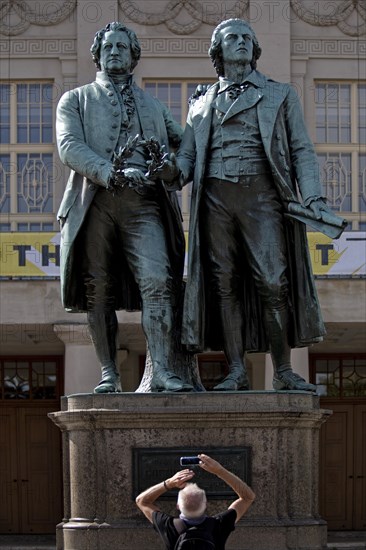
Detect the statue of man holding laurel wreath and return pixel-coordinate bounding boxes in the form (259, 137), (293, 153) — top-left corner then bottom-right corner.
(56, 22), (195, 394)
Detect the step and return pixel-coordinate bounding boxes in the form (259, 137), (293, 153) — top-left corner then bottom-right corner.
(0, 547), (55, 550)
(0, 536), (55, 549)
(327, 545), (366, 550)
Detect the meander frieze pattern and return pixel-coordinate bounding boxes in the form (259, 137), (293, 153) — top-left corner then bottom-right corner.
(139, 37), (211, 56)
(291, 38), (366, 56)
(0, 38), (76, 55)
(1, 36), (362, 59)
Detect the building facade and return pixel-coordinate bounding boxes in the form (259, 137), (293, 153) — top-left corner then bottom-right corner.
(0, 0), (365, 535)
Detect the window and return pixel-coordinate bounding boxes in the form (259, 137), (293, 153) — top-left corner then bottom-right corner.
(143, 81), (212, 126)
(143, 80), (213, 228)
(0, 82), (57, 232)
(0, 356), (63, 400)
(310, 355), (366, 398)
(315, 82), (366, 230)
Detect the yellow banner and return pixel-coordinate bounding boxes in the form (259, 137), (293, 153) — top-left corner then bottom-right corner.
(0, 231), (365, 278)
(0, 233), (60, 277)
(307, 231), (365, 276)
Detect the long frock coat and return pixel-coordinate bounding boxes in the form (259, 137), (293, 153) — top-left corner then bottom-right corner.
(56, 71), (184, 312)
(177, 71), (328, 353)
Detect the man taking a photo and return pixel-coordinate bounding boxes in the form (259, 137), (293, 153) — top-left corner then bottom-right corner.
(136, 453), (255, 549)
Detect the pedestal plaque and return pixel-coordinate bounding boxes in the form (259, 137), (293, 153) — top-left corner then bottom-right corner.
(49, 392), (331, 550)
(133, 447), (251, 499)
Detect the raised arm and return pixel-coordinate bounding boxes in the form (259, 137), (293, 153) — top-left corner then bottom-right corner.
(135, 469), (195, 523)
(198, 454), (255, 522)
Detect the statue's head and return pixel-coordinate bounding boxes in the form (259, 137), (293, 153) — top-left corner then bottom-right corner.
(90, 22), (141, 72)
(208, 19), (262, 76)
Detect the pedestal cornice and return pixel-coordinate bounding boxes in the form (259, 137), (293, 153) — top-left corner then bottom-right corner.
(50, 392), (331, 430)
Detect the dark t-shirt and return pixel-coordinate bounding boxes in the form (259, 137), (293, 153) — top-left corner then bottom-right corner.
(152, 509), (236, 550)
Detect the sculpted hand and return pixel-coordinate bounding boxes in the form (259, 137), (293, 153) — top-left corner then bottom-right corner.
(308, 198), (331, 220)
(189, 84), (209, 103)
(122, 167), (152, 186)
(165, 469), (195, 490)
(154, 153), (180, 184)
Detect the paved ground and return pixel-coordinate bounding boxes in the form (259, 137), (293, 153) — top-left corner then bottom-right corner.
(0, 536), (55, 550)
(0, 531), (364, 549)
(327, 531), (366, 550)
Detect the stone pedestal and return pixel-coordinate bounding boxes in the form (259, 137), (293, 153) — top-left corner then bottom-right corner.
(49, 392), (331, 550)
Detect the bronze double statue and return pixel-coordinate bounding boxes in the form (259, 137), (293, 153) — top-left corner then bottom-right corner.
(56, 19), (346, 394)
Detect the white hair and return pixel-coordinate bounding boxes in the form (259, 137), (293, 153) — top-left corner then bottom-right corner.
(177, 483), (207, 518)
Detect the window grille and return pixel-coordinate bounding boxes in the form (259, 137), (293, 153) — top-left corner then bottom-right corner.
(0, 357), (63, 400)
(0, 82), (57, 231)
(315, 82), (366, 231)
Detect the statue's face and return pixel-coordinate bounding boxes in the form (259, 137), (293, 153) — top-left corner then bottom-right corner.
(100, 30), (132, 74)
(219, 23), (254, 69)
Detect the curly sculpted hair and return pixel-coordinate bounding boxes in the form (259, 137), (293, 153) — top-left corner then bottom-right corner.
(90, 21), (141, 71)
(208, 19), (262, 76)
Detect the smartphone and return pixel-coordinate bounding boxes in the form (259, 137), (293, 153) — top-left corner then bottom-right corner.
(180, 456), (200, 466)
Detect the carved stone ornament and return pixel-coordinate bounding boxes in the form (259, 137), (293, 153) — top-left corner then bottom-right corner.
(0, 0), (76, 36)
(119, 0), (365, 37)
(1, 0), (364, 37)
(291, 0), (366, 37)
(119, 0), (250, 34)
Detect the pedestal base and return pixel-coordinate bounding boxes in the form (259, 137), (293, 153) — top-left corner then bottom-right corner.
(49, 392), (331, 550)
